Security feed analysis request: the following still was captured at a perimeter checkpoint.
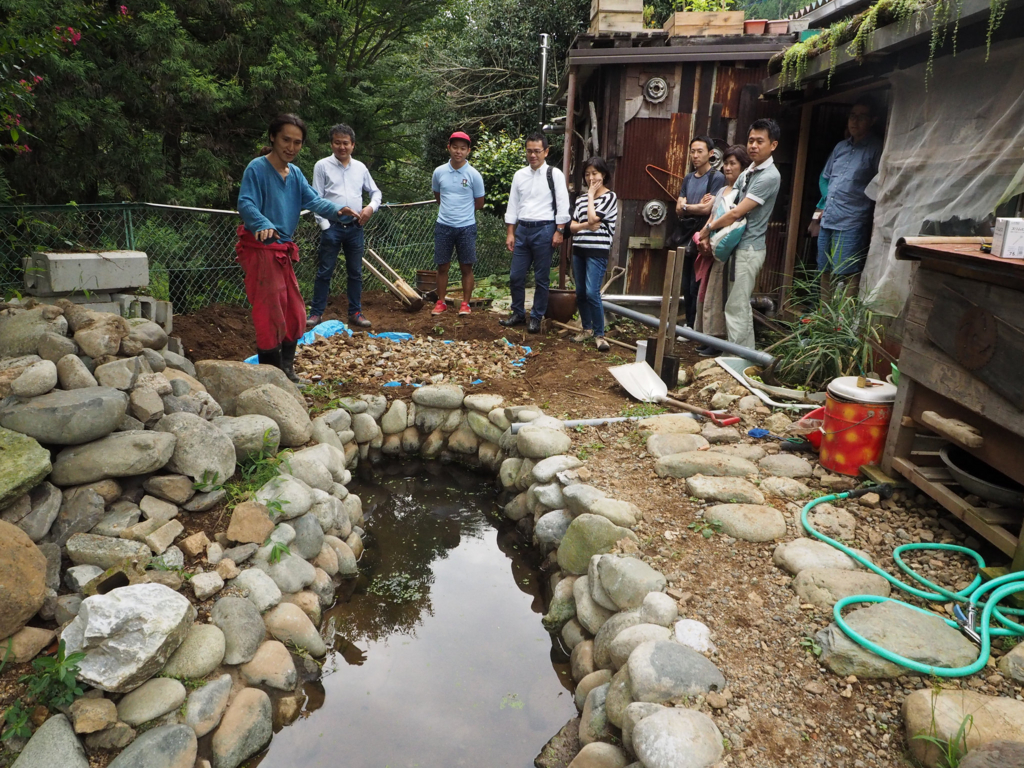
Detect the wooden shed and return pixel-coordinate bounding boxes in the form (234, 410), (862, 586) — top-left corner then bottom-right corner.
(562, 30), (797, 299)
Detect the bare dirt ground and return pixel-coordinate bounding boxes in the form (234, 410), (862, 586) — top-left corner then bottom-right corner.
(173, 290), (691, 420)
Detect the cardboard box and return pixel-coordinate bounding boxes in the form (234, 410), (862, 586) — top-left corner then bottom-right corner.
(992, 217), (1024, 259)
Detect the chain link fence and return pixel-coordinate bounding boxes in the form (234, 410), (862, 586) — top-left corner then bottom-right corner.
(0, 202), (510, 315)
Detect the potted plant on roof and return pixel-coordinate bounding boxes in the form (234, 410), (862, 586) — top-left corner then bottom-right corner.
(663, 0), (745, 37)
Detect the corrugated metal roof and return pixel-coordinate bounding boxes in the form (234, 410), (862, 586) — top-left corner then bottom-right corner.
(788, 0), (874, 25)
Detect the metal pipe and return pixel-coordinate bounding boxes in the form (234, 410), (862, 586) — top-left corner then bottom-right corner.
(511, 412), (698, 434)
(601, 294), (663, 305)
(602, 301), (775, 367)
(538, 34), (551, 130)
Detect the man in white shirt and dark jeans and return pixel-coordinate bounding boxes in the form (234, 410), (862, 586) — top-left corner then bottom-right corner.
(307, 123), (382, 328)
(501, 132), (571, 334)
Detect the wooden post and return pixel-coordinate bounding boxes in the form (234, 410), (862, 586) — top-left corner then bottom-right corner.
(559, 68), (578, 290)
(780, 102), (813, 313)
(654, 249), (678, 375)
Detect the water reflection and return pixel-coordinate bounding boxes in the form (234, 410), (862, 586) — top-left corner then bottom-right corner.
(255, 460), (575, 768)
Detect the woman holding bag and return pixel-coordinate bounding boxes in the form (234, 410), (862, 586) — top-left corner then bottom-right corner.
(693, 145), (750, 357)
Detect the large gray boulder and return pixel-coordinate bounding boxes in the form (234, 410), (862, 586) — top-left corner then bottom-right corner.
(194, 360), (304, 416)
(65, 533), (150, 569)
(632, 708), (724, 768)
(212, 414), (281, 462)
(106, 723), (197, 768)
(773, 537), (871, 575)
(185, 674), (232, 738)
(654, 451), (757, 479)
(705, 503), (786, 542)
(51, 488), (106, 547)
(211, 596), (266, 665)
(10, 359), (57, 397)
(235, 384), (312, 447)
(556, 514), (638, 575)
(628, 641), (726, 702)
(154, 412), (236, 485)
(62, 583), (196, 692)
(50, 431), (176, 486)
(3, 481), (61, 542)
(10, 714), (88, 768)
(517, 425), (572, 459)
(211, 687), (272, 768)
(0, 387), (128, 446)
(817, 600), (977, 678)
(792, 568), (892, 609)
(411, 384), (464, 409)
(0, 305), (67, 358)
(0, 427), (51, 508)
(596, 555), (666, 610)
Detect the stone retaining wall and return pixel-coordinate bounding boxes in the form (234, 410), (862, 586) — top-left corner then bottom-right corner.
(0, 296), (725, 768)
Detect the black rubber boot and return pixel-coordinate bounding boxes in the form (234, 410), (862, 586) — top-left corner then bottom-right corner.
(280, 340), (301, 383)
(257, 347), (282, 368)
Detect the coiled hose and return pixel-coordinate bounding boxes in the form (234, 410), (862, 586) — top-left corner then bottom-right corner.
(801, 487), (1024, 676)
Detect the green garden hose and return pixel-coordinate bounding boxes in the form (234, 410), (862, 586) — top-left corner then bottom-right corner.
(801, 488), (1024, 677)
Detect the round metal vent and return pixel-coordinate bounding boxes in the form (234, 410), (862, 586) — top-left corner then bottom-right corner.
(710, 147), (724, 171)
(642, 199), (668, 225)
(643, 77), (668, 104)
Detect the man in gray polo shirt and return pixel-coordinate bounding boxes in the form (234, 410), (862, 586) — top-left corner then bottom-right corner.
(700, 118), (781, 350)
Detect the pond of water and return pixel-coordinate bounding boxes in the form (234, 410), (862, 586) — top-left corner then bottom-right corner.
(256, 460), (575, 767)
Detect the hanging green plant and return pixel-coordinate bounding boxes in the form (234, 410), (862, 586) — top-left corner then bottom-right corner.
(773, 0), (1007, 92)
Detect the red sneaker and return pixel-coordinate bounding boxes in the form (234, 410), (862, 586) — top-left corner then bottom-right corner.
(458, 302), (471, 316)
(431, 300), (447, 315)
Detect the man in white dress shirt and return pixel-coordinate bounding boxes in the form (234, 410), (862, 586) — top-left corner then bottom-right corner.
(307, 123), (382, 328)
(501, 132), (571, 334)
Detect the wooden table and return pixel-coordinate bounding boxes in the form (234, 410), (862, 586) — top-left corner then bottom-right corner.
(881, 239), (1024, 570)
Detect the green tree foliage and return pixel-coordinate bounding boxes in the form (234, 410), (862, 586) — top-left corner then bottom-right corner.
(1, 0), (450, 206)
(0, 0), (593, 207)
(469, 129), (526, 215)
(423, 0), (590, 165)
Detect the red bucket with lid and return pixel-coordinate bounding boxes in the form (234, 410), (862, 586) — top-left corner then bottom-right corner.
(819, 377), (897, 476)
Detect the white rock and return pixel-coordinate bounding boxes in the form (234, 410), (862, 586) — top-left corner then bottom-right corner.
(61, 584), (196, 692)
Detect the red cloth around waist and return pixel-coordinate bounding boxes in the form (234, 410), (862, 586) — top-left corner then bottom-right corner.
(235, 225), (305, 349)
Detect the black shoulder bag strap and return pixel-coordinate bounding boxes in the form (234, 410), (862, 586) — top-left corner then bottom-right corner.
(546, 165), (557, 219)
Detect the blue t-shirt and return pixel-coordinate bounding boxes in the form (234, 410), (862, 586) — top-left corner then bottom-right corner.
(431, 161), (485, 228)
(237, 156), (339, 242)
(679, 169), (725, 208)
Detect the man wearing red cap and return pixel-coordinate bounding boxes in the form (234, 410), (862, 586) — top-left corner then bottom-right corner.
(430, 131), (486, 316)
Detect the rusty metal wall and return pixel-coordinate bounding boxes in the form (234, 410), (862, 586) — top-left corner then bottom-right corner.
(616, 118), (676, 201)
(714, 65), (769, 119)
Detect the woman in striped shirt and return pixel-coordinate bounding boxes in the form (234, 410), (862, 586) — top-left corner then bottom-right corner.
(569, 156), (618, 352)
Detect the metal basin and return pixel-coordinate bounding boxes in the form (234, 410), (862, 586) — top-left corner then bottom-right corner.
(939, 445), (1024, 509)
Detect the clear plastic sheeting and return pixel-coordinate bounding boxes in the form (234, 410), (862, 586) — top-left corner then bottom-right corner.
(862, 40), (1024, 316)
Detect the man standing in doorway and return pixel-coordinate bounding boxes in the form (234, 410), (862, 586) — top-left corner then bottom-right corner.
(700, 118), (782, 350)
(813, 96), (882, 295)
(308, 124), (382, 329)
(431, 131), (486, 316)
(675, 136), (725, 328)
(501, 132), (571, 334)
